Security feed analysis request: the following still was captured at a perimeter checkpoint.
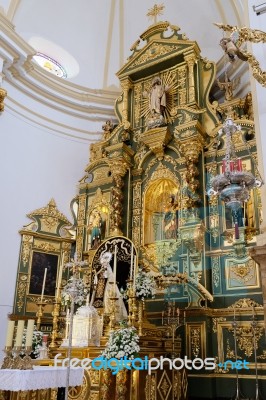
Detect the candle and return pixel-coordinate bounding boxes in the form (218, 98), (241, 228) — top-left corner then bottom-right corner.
(5, 320), (15, 347)
(113, 245), (117, 284)
(130, 245), (134, 280)
(233, 307), (236, 320)
(25, 319), (35, 347)
(133, 255), (137, 291)
(40, 268), (47, 302)
(14, 320), (25, 347)
(56, 256), (64, 299)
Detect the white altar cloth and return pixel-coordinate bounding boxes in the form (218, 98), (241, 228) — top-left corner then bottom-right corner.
(0, 366), (84, 391)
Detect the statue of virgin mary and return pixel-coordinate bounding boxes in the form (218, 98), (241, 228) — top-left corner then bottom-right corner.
(90, 251), (127, 321)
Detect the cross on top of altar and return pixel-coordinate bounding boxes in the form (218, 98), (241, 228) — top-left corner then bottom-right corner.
(147, 3), (165, 24)
(64, 252), (88, 274)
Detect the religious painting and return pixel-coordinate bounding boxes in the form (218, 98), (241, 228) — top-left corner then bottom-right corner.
(87, 203), (109, 251)
(29, 251), (58, 296)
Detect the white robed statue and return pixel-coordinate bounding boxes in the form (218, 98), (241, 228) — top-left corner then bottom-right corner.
(90, 251), (127, 321)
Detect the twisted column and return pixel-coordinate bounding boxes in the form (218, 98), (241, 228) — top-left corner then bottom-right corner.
(109, 160), (129, 236)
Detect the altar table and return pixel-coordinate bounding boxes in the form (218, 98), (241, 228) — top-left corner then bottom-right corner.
(0, 366), (84, 398)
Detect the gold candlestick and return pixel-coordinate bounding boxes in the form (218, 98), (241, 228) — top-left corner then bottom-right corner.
(22, 346), (33, 370)
(109, 296), (118, 331)
(12, 346), (24, 369)
(132, 295), (138, 327)
(1, 346), (13, 369)
(162, 301), (186, 358)
(50, 298), (61, 348)
(36, 301), (46, 330)
(138, 299), (144, 336)
(127, 279), (134, 327)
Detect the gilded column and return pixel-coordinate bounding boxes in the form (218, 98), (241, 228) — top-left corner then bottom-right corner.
(115, 369), (128, 400)
(0, 88), (7, 112)
(184, 53), (196, 103)
(132, 179), (142, 247)
(76, 194), (87, 259)
(120, 78), (133, 131)
(109, 160), (129, 236)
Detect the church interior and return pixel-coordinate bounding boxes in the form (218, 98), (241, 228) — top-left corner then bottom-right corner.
(1, 1), (266, 399)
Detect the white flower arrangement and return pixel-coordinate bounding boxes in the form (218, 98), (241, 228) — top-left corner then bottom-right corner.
(102, 327), (140, 360)
(61, 276), (88, 306)
(21, 327), (43, 358)
(135, 270), (156, 301)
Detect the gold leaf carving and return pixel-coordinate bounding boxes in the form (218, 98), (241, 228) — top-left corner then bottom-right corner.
(17, 275), (28, 312)
(33, 240), (59, 253)
(131, 43), (181, 68)
(21, 235), (33, 267)
(28, 199), (71, 225)
(228, 298), (263, 309)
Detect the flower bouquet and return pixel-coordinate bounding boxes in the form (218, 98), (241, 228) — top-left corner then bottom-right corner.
(102, 327), (140, 360)
(61, 276), (88, 306)
(21, 327), (43, 358)
(135, 270), (156, 300)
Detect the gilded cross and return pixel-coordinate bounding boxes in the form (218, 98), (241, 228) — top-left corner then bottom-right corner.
(147, 3), (165, 24)
(64, 252), (88, 275)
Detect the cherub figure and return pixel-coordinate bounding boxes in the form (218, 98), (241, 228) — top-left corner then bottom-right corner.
(219, 37), (248, 63)
(102, 120), (114, 140)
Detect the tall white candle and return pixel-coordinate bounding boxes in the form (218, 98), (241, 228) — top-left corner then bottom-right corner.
(130, 245), (134, 280)
(56, 257), (64, 299)
(14, 320), (25, 347)
(25, 319), (35, 347)
(133, 255), (137, 291)
(5, 320), (15, 347)
(40, 268), (47, 302)
(113, 245), (117, 284)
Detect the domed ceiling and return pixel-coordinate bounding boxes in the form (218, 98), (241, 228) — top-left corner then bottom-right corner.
(3, 0), (245, 91)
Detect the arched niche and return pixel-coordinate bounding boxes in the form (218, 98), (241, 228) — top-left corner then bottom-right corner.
(144, 178), (179, 245)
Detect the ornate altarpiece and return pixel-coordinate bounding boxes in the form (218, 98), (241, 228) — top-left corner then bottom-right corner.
(9, 20), (266, 400)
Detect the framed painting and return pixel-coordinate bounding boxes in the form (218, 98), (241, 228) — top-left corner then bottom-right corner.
(29, 251), (58, 297)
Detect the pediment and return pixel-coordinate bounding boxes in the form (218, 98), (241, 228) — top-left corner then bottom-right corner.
(117, 22), (201, 80)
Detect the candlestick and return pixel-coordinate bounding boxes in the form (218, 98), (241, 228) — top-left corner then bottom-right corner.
(5, 320), (15, 348)
(130, 245), (134, 280)
(25, 319), (35, 347)
(40, 267), (47, 302)
(14, 320), (25, 347)
(113, 245), (117, 285)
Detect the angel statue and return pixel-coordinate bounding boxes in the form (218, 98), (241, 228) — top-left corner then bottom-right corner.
(214, 23), (266, 87)
(216, 72), (240, 101)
